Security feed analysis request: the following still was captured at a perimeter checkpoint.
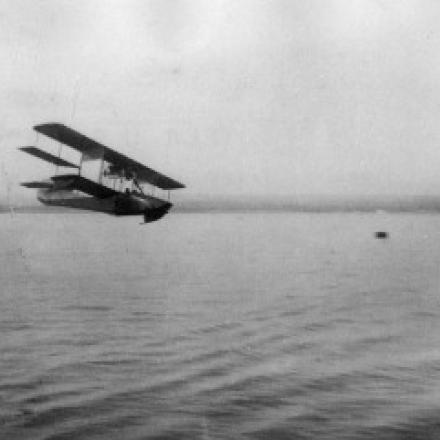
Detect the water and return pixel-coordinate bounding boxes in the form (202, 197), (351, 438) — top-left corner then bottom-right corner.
(1, 211), (440, 439)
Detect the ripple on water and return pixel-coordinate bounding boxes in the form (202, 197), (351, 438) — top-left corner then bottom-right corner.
(3, 212), (440, 439)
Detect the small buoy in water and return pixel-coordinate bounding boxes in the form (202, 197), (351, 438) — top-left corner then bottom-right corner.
(375, 231), (389, 239)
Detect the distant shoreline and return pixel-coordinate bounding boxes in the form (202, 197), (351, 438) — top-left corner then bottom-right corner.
(3, 197), (440, 214)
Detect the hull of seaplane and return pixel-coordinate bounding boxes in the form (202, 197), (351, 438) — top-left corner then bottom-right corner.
(37, 189), (172, 222)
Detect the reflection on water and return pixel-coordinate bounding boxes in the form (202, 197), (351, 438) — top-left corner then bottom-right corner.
(1, 212), (440, 439)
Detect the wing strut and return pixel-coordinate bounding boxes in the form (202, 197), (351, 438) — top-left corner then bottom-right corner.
(55, 143), (63, 175)
(78, 153), (83, 176)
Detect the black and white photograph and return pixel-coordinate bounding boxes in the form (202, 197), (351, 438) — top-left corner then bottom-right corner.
(2, 1), (440, 439)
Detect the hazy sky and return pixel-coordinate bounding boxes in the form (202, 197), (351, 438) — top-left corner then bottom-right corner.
(1, 0), (440, 204)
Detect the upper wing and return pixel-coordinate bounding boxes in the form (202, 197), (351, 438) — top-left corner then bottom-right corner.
(19, 146), (79, 168)
(34, 123), (185, 190)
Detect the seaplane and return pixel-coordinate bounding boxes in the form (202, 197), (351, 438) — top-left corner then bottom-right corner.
(19, 123), (185, 223)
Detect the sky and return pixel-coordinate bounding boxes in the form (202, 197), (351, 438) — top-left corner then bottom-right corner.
(1, 0), (440, 205)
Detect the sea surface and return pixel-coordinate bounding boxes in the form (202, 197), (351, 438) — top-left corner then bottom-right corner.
(2, 212), (440, 439)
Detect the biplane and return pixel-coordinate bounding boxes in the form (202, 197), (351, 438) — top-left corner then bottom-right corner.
(19, 123), (185, 223)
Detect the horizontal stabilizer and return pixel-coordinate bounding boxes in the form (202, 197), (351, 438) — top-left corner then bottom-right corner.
(34, 123), (185, 190)
(51, 174), (118, 199)
(21, 181), (53, 189)
(19, 146), (79, 168)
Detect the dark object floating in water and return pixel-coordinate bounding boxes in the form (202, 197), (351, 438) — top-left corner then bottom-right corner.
(375, 231), (389, 239)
